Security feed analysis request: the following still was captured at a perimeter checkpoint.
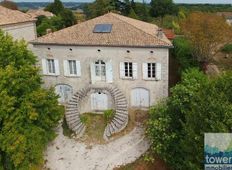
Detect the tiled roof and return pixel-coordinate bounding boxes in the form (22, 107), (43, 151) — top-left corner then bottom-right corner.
(0, 6), (36, 26)
(163, 29), (175, 40)
(31, 12), (172, 48)
(217, 12), (232, 19)
(27, 9), (54, 18)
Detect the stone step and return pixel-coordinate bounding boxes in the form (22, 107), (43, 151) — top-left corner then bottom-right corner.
(116, 107), (128, 111)
(72, 122), (83, 132)
(109, 123), (115, 134)
(111, 119), (122, 128)
(76, 124), (85, 134)
(113, 117), (125, 125)
(68, 119), (81, 127)
(115, 113), (128, 119)
(116, 110), (128, 115)
(66, 115), (80, 121)
(114, 114), (127, 121)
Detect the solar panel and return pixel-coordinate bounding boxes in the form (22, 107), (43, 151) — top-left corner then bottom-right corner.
(93, 24), (112, 33)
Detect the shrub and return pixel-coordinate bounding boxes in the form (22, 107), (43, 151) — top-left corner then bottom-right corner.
(80, 114), (88, 124)
(103, 109), (115, 123)
(221, 44), (232, 54)
(146, 68), (232, 170)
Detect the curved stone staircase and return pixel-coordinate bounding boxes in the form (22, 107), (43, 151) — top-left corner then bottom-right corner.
(65, 85), (128, 140)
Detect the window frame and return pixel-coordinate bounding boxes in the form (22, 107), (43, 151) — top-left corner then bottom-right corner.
(47, 59), (56, 75)
(124, 62), (133, 78)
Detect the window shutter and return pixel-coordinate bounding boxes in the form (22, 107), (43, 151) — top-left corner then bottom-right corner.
(63, 60), (69, 76)
(90, 62), (96, 84)
(156, 63), (162, 80)
(142, 63), (148, 80)
(54, 59), (60, 75)
(76, 60), (81, 77)
(133, 63), (138, 79)
(106, 60), (113, 83)
(41, 59), (47, 75)
(119, 62), (125, 78)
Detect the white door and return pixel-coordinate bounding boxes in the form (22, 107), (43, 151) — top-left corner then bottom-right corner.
(131, 88), (150, 107)
(91, 92), (108, 111)
(55, 84), (73, 103)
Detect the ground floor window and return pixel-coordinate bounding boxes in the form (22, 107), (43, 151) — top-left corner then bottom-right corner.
(55, 84), (73, 103)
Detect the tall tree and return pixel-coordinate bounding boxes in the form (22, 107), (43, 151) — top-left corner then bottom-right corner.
(147, 68), (232, 170)
(181, 12), (232, 63)
(150, 0), (178, 18)
(0, 30), (63, 169)
(45, 0), (64, 15)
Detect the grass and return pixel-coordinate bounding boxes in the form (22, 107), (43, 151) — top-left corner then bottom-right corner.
(81, 113), (107, 144)
(114, 153), (168, 170)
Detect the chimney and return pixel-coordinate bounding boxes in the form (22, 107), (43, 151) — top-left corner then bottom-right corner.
(46, 28), (52, 34)
(157, 28), (163, 39)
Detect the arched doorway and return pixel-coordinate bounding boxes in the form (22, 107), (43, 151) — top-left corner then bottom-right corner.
(55, 84), (73, 103)
(90, 91), (109, 111)
(131, 88), (150, 107)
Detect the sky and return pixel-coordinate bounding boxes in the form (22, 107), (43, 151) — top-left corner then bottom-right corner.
(9, 0), (232, 4)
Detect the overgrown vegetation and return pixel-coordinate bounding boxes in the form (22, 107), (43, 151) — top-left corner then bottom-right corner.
(222, 44), (232, 54)
(146, 68), (232, 170)
(0, 30), (64, 169)
(37, 0), (77, 36)
(103, 109), (115, 123)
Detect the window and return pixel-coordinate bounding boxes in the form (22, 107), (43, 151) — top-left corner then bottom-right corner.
(147, 63), (156, 78)
(95, 60), (106, 77)
(47, 59), (55, 74)
(68, 60), (77, 75)
(55, 84), (73, 103)
(124, 62), (133, 78)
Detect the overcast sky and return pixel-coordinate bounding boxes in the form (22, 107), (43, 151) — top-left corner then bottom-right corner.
(10, 0), (232, 4)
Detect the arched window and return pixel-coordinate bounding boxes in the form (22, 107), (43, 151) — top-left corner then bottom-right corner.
(95, 60), (106, 81)
(55, 84), (73, 103)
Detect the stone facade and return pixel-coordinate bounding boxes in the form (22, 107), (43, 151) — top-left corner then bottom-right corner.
(0, 22), (37, 42)
(32, 44), (169, 110)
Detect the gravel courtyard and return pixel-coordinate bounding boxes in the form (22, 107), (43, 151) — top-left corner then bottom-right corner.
(44, 125), (150, 170)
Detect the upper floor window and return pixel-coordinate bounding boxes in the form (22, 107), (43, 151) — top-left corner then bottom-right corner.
(147, 63), (156, 78)
(42, 59), (60, 76)
(68, 60), (77, 75)
(143, 62), (161, 80)
(47, 59), (55, 74)
(120, 62), (137, 79)
(64, 60), (81, 77)
(95, 60), (106, 77)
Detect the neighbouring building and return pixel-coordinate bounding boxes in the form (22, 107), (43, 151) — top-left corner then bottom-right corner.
(27, 9), (54, 19)
(31, 12), (173, 139)
(0, 6), (37, 41)
(217, 12), (232, 25)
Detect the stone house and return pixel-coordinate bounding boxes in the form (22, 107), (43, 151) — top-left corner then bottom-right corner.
(31, 13), (172, 138)
(0, 6), (37, 41)
(217, 12), (232, 26)
(27, 9), (54, 19)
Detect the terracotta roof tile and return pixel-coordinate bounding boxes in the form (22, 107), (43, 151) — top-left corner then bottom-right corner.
(31, 12), (172, 48)
(0, 6), (36, 26)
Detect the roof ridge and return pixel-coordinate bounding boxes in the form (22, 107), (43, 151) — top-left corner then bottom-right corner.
(109, 13), (170, 46)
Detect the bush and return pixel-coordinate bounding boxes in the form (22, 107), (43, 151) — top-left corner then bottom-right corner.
(146, 68), (232, 170)
(221, 44), (232, 54)
(0, 30), (63, 169)
(103, 109), (115, 123)
(80, 114), (88, 124)
(172, 37), (199, 72)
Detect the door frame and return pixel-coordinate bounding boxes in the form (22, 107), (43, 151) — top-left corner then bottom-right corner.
(130, 87), (150, 108)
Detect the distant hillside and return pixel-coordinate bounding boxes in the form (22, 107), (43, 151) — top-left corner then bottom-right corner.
(177, 4), (232, 12)
(16, 2), (88, 10)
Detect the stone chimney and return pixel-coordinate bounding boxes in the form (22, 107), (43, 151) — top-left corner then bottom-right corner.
(157, 28), (163, 39)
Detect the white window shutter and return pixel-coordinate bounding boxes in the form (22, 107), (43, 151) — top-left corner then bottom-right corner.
(41, 59), (47, 75)
(76, 60), (81, 77)
(156, 63), (162, 80)
(143, 63), (148, 80)
(106, 60), (113, 83)
(133, 63), (138, 79)
(63, 60), (69, 76)
(119, 62), (125, 78)
(54, 59), (60, 75)
(90, 62), (96, 84)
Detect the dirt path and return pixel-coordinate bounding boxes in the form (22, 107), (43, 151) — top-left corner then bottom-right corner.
(44, 125), (150, 170)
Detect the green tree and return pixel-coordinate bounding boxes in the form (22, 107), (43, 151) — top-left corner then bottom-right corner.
(128, 8), (138, 19)
(146, 68), (232, 170)
(150, 0), (178, 18)
(0, 0), (18, 10)
(45, 0), (64, 15)
(0, 30), (63, 169)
